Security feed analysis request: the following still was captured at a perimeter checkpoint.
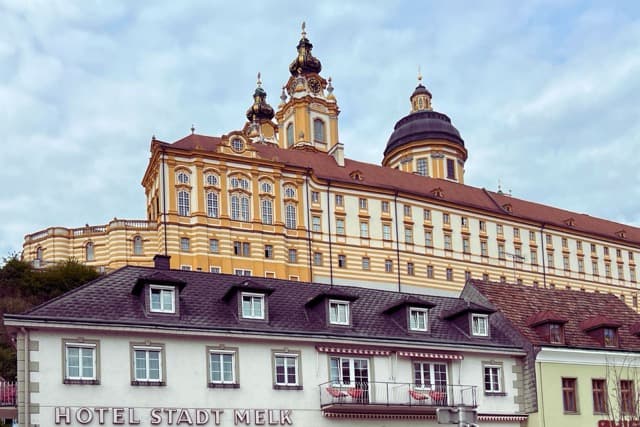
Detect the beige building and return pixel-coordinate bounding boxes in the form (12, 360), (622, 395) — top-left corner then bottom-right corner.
(23, 27), (640, 303)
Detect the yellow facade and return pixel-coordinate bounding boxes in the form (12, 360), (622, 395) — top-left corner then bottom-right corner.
(22, 26), (640, 306)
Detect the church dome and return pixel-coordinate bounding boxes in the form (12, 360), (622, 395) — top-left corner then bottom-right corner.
(384, 109), (464, 156)
(246, 75), (275, 122)
(289, 23), (322, 76)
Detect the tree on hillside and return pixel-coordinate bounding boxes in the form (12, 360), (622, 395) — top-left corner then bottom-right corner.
(0, 255), (101, 379)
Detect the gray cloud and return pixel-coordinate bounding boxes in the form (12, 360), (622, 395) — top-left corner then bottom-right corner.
(1, 0), (639, 257)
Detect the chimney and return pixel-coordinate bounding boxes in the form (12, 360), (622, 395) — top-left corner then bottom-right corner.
(153, 254), (171, 270)
(328, 142), (344, 167)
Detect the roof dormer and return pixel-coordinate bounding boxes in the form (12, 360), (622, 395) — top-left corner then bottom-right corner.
(442, 300), (496, 338)
(382, 296), (436, 333)
(132, 271), (187, 316)
(222, 279), (274, 322)
(527, 310), (569, 345)
(305, 288), (358, 327)
(580, 315), (622, 348)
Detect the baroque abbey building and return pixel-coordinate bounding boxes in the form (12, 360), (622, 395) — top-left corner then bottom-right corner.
(22, 27), (640, 303)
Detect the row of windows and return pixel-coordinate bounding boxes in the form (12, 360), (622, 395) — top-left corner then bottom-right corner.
(562, 377), (634, 415)
(64, 341), (503, 395)
(176, 171), (296, 197)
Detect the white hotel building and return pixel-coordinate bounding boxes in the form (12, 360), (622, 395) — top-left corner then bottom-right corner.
(5, 255), (528, 427)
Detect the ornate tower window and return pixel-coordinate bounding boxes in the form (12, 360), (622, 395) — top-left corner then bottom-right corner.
(446, 158), (456, 180)
(313, 118), (325, 143)
(286, 123), (294, 147)
(416, 158), (428, 176)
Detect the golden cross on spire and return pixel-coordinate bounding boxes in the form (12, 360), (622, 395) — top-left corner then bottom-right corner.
(301, 21), (306, 38)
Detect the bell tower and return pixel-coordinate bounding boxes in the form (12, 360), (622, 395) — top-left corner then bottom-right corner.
(275, 23), (340, 153)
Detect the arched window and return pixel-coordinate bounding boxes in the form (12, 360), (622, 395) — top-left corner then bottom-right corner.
(230, 177), (249, 190)
(313, 119), (325, 143)
(231, 194), (250, 222)
(176, 171), (190, 184)
(286, 123), (294, 147)
(133, 236), (143, 255)
(35, 247), (43, 268)
(206, 174), (219, 186)
(207, 192), (219, 218)
(284, 186), (296, 199)
(261, 199), (273, 225)
(85, 242), (95, 261)
(178, 190), (190, 216)
(285, 204), (297, 229)
(260, 182), (273, 194)
(231, 138), (245, 152)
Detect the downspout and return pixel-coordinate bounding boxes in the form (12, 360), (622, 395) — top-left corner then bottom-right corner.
(326, 181), (334, 286)
(161, 148), (168, 256)
(537, 360), (546, 427)
(393, 191), (401, 292)
(539, 223), (547, 288)
(21, 327), (30, 427)
(304, 169), (313, 280)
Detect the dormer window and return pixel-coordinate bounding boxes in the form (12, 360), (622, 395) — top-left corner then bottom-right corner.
(149, 285), (175, 313)
(471, 314), (489, 337)
(409, 308), (429, 331)
(329, 300), (350, 325)
(241, 292), (264, 319)
(603, 327), (618, 347)
(549, 323), (564, 344)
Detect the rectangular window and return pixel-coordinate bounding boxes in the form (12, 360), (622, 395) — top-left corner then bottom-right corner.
(274, 354), (299, 387)
(312, 216), (321, 232)
(480, 240), (488, 257)
(407, 262), (415, 276)
(264, 245), (273, 259)
(133, 346), (163, 383)
(381, 200), (390, 213)
(443, 213), (450, 224)
(405, 227), (413, 244)
(330, 356), (369, 387)
(563, 255), (570, 271)
(578, 258), (585, 273)
(479, 220), (486, 232)
(472, 314), (489, 336)
(465, 271), (472, 281)
(446, 158), (456, 180)
(593, 261), (599, 276)
(180, 237), (190, 251)
(513, 227), (520, 239)
(562, 237), (568, 248)
(605, 262), (612, 277)
(288, 249), (298, 263)
(360, 221), (369, 238)
(603, 327), (618, 347)
(498, 244), (505, 260)
(592, 379), (607, 414)
(149, 286), (175, 313)
(361, 257), (370, 270)
(591, 243), (597, 254)
(359, 198), (368, 210)
(313, 252), (323, 266)
(234, 269), (252, 276)
(329, 300), (349, 325)
(233, 241), (250, 257)
(416, 158), (428, 176)
(241, 293), (264, 319)
(426, 265), (434, 279)
(336, 218), (345, 235)
(562, 378), (578, 413)
(496, 224), (503, 235)
(179, 265), (191, 271)
(604, 247), (610, 256)
(404, 204), (411, 217)
(335, 194), (344, 207)
(423, 209), (431, 221)
(383, 224), (392, 241)
(425, 231), (433, 247)
(65, 343), (97, 382)
(577, 240), (583, 251)
(621, 380), (634, 414)
(546, 234), (553, 245)
(209, 239), (219, 253)
(338, 254), (346, 268)
(550, 323), (564, 344)
(311, 191), (320, 203)
(209, 350), (236, 385)
(529, 230), (536, 241)
(444, 234), (452, 250)
(461, 216), (469, 227)
(463, 236), (470, 252)
(547, 252), (554, 268)
(210, 266), (221, 273)
(409, 308), (428, 331)
(531, 249), (538, 265)
(385, 259), (393, 273)
(414, 362), (447, 390)
(618, 264), (624, 280)
(484, 365), (502, 393)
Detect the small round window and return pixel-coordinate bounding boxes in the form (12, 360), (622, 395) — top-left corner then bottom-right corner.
(206, 174), (219, 186)
(231, 138), (245, 152)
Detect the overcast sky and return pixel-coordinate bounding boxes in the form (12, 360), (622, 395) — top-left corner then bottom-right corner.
(2, 0), (640, 258)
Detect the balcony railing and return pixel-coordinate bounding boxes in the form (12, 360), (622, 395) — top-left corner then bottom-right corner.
(319, 381), (476, 415)
(0, 382), (16, 407)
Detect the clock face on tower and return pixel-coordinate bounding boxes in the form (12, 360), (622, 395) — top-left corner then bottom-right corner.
(308, 77), (321, 94)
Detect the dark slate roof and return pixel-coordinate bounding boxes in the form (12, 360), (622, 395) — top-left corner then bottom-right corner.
(151, 134), (640, 245)
(384, 110), (465, 156)
(471, 280), (640, 351)
(6, 266), (519, 351)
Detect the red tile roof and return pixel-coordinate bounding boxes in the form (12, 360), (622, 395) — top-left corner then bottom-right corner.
(526, 310), (568, 327)
(471, 280), (640, 351)
(157, 133), (640, 245)
(579, 315), (622, 332)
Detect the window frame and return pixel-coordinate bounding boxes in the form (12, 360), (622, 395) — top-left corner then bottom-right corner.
(62, 339), (99, 385)
(329, 356), (369, 387)
(562, 377), (578, 413)
(413, 361), (448, 390)
(132, 235), (143, 256)
(149, 285), (176, 314)
(328, 299), (350, 326)
(471, 314), (489, 337)
(409, 307), (429, 332)
(272, 350), (302, 389)
(592, 378), (607, 414)
(241, 292), (265, 320)
(207, 347), (239, 388)
(130, 343), (165, 386)
(482, 362), (504, 395)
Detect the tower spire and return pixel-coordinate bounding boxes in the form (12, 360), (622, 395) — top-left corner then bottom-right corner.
(410, 66), (432, 112)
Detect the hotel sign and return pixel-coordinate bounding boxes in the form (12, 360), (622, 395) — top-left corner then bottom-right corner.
(54, 407), (293, 425)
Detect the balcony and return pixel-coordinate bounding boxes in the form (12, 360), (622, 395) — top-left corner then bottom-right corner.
(319, 381), (477, 416)
(0, 381), (17, 419)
